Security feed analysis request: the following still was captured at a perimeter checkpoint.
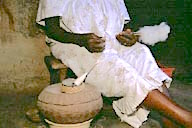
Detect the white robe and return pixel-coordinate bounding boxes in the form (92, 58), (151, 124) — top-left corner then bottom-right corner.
(36, 0), (172, 127)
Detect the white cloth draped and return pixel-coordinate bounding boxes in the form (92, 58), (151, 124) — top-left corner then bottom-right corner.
(36, 0), (172, 127)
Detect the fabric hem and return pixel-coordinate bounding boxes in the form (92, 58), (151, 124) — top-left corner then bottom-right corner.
(112, 68), (172, 128)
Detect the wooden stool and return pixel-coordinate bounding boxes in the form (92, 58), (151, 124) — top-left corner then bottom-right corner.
(44, 55), (76, 84)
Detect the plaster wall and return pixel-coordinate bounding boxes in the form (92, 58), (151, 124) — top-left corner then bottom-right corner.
(0, 0), (49, 95)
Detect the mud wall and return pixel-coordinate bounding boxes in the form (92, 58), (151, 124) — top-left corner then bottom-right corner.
(0, 0), (49, 95)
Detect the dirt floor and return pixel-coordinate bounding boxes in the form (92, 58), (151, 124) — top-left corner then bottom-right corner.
(0, 80), (191, 128)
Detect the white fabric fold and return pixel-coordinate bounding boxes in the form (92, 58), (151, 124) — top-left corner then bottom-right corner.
(37, 0), (171, 127)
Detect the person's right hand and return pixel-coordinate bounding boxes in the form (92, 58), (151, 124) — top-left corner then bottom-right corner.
(85, 34), (105, 53)
(116, 29), (139, 47)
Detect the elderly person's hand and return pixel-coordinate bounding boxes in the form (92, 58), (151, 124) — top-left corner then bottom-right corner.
(116, 29), (139, 47)
(85, 33), (105, 53)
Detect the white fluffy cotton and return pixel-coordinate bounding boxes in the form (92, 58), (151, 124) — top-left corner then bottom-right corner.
(137, 22), (170, 46)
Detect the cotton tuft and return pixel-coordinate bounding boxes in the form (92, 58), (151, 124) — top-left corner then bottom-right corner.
(137, 22), (170, 46)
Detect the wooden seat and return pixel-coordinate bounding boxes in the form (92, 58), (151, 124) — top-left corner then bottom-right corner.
(50, 57), (67, 70)
(44, 55), (76, 84)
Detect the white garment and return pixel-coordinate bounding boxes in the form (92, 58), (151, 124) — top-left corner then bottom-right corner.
(36, 0), (172, 128)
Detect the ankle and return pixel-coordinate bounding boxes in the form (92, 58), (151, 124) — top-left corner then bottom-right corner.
(162, 117), (179, 128)
(184, 112), (192, 128)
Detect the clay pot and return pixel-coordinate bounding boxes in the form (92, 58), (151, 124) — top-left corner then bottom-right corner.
(37, 80), (103, 124)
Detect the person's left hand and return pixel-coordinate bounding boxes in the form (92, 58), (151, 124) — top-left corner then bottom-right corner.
(116, 29), (139, 47)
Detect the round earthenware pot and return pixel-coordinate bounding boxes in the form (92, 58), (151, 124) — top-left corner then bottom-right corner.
(37, 79), (103, 124)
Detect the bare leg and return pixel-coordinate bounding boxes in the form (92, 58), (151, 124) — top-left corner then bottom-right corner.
(161, 84), (180, 128)
(143, 89), (192, 128)
(162, 117), (179, 128)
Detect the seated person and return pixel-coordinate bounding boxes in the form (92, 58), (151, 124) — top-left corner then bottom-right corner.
(36, 0), (192, 127)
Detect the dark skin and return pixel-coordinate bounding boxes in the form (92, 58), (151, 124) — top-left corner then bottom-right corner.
(116, 29), (139, 46)
(45, 16), (105, 53)
(45, 16), (192, 127)
(44, 17), (138, 52)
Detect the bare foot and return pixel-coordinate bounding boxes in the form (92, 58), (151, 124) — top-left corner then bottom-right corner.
(25, 108), (41, 123)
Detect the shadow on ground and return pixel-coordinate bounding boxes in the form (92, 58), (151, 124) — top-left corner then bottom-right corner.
(0, 80), (191, 128)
